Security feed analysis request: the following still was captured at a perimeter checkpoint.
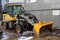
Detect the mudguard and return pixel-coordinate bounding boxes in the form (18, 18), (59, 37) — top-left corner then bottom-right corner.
(3, 14), (16, 22)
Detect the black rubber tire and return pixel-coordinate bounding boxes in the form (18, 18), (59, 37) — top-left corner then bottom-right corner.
(15, 25), (21, 33)
(2, 22), (7, 28)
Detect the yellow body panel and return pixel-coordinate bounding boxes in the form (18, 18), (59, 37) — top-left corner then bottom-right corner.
(12, 16), (17, 21)
(3, 14), (17, 22)
(33, 22), (54, 37)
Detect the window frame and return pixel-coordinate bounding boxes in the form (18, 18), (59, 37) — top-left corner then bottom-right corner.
(27, 0), (37, 3)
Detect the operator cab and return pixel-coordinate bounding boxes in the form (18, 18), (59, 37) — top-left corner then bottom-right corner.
(4, 3), (24, 17)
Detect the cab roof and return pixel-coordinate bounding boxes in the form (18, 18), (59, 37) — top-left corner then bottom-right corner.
(5, 3), (23, 6)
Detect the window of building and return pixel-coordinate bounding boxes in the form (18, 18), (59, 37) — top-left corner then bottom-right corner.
(27, 0), (37, 3)
(8, 0), (24, 3)
(6, 0), (9, 3)
(14, 0), (24, 2)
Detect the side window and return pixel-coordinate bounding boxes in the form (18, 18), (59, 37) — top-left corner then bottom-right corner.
(7, 6), (13, 16)
(14, 0), (24, 2)
(13, 6), (22, 16)
(13, 6), (17, 16)
(6, 0), (9, 3)
(27, 0), (37, 3)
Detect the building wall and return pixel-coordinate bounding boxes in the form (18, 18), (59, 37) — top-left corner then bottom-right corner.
(0, 0), (2, 20)
(24, 0), (60, 10)
(24, 0), (51, 10)
(1, 0), (60, 28)
(2, 0), (6, 10)
(0, 0), (2, 12)
(24, 0), (60, 29)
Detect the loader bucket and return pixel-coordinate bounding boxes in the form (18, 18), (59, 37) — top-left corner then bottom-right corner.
(33, 22), (54, 37)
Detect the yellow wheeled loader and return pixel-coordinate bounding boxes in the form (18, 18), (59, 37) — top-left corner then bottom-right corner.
(2, 3), (54, 37)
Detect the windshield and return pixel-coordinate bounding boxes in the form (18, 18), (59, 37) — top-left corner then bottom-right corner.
(7, 5), (24, 16)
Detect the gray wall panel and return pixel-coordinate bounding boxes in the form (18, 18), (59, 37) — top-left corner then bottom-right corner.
(24, 0), (51, 10)
(24, 0), (60, 10)
(24, 0), (60, 28)
(30, 11), (60, 29)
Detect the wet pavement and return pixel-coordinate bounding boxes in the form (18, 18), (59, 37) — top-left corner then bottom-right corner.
(0, 30), (33, 40)
(31, 29), (60, 40)
(0, 28), (60, 40)
(0, 32), (18, 40)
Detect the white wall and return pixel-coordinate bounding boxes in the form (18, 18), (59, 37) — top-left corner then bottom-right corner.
(27, 0), (37, 3)
(9, 0), (24, 3)
(2, 0), (6, 10)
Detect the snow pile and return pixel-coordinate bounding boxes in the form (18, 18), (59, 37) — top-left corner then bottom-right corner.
(18, 36), (33, 40)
